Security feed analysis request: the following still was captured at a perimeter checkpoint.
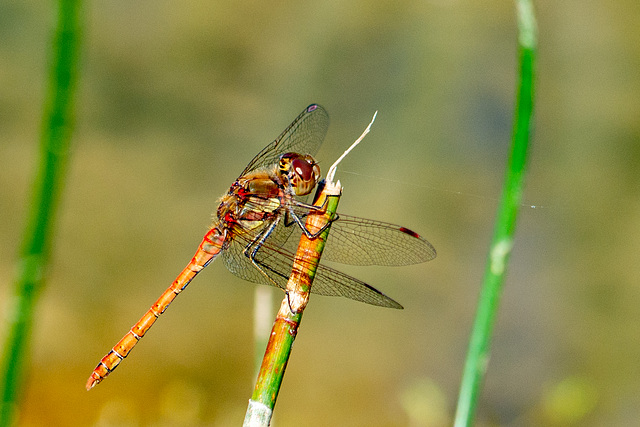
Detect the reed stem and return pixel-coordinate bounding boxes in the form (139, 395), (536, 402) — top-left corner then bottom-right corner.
(453, 1), (537, 425)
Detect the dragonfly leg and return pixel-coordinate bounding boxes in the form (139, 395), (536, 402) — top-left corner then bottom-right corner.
(242, 218), (283, 288)
(282, 195), (329, 228)
(291, 196), (329, 214)
(284, 291), (298, 314)
(285, 205), (339, 239)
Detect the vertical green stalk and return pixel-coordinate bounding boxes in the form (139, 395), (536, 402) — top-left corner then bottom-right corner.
(453, 1), (536, 426)
(244, 185), (340, 426)
(0, 1), (82, 425)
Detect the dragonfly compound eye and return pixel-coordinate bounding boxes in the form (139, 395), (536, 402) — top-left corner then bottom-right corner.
(280, 153), (320, 196)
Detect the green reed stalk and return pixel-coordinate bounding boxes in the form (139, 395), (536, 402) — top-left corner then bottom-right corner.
(244, 184), (340, 426)
(0, 1), (82, 425)
(453, 1), (536, 425)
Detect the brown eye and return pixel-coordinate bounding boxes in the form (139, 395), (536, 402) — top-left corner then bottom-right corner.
(291, 157), (314, 181)
(278, 153), (320, 196)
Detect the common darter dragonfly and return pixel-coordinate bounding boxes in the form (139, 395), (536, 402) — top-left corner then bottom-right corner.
(87, 104), (436, 390)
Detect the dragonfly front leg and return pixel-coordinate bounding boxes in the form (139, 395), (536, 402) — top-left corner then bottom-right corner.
(284, 198), (338, 239)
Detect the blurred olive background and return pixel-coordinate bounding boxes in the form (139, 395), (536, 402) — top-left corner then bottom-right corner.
(1, 0), (639, 425)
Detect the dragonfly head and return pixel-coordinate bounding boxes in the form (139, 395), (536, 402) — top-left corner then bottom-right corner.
(279, 153), (320, 196)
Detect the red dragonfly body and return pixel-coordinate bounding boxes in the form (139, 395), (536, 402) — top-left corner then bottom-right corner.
(87, 104), (436, 390)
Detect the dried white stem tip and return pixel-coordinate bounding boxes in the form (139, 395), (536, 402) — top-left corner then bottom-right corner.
(326, 110), (377, 184)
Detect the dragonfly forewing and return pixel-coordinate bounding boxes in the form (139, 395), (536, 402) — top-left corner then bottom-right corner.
(240, 104), (329, 176)
(319, 215), (436, 266)
(279, 205), (437, 266)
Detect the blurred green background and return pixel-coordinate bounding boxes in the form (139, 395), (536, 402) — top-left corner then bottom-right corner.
(1, 0), (639, 425)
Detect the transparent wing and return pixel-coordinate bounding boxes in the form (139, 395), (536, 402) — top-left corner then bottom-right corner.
(240, 104), (329, 177)
(282, 213), (437, 266)
(221, 221), (403, 309)
(321, 215), (436, 265)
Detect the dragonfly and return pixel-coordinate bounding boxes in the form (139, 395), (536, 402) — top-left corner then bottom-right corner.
(86, 104), (436, 390)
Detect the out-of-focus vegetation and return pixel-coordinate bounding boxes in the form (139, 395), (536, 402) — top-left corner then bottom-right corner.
(1, 1), (639, 425)
(0, 1), (81, 425)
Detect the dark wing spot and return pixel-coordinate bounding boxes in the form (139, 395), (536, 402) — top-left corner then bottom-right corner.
(399, 227), (421, 239)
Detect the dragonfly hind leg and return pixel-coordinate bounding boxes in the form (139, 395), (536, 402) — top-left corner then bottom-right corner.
(242, 218), (285, 289)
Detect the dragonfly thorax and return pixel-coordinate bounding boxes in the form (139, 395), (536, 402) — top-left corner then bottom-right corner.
(213, 153), (319, 234)
(278, 153), (320, 197)
(215, 172), (283, 229)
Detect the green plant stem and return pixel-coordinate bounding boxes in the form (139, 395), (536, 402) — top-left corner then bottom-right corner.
(453, 1), (536, 426)
(0, 1), (82, 425)
(244, 183), (340, 426)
